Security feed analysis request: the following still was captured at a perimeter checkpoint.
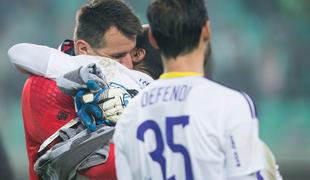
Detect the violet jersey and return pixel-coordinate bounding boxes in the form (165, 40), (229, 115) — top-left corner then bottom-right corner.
(114, 74), (266, 180)
(8, 43), (153, 91)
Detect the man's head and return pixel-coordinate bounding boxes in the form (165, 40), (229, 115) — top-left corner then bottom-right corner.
(74, 0), (142, 69)
(147, 0), (210, 60)
(131, 26), (163, 79)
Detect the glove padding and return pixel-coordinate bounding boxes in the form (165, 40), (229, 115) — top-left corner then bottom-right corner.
(75, 81), (130, 131)
(79, 63), (106, 86)
(57, 63), (107, 96)
(77, 103), (103, 132)
(97, 87), (129, 124)
(75, 80), (110, 132)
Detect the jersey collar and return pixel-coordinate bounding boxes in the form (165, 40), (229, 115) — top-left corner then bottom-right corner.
(160, 72), (204, 79)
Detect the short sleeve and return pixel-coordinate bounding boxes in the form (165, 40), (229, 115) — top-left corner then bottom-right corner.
(225, 92), (264, 178)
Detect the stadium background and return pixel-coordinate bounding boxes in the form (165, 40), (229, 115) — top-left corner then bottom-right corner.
(0, 0), (309, 179)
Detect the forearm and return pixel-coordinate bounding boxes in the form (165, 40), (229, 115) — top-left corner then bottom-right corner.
(8, 43), (80, 79)
(8, 43), (52, 76)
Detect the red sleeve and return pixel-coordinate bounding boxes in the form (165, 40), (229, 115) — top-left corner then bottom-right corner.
(79, 143), (117, 180)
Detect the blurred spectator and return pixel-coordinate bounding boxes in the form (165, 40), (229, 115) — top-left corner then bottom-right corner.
(0, 135), (14, 180)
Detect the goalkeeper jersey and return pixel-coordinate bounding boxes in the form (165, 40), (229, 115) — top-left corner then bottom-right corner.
(22, 76), (117, 180)
(114, 73), (265, 180)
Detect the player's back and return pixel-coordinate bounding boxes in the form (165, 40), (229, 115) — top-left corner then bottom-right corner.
(115, 75), (264, 180)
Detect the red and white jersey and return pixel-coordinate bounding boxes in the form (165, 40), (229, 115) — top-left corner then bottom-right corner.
(114, 73), (266, 180)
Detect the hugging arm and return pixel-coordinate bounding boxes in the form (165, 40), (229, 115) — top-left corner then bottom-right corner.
(8, 43), (82, 79)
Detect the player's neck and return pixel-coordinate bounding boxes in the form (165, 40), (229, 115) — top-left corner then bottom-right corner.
(162, 45), (205, 74)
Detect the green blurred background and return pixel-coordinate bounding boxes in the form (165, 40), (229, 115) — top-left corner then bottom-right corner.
(0, 0), (309, 179)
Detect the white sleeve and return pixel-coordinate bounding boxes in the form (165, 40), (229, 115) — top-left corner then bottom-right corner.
(95, 58), (153, 90)
(130, 70), (154, 88)
(8, 43), (52, 76)
(228, 173), (264, 180)
(225, 93), (264, 178)
(114, 118), (134, 180)
(7, 43), (98, 79)
(8, 43), (153, 87)
(228, 159), (283, 180)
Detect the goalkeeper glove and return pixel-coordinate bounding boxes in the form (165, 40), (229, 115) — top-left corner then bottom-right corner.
(57, 63), (107, 96)
(97, 87), (130, 124)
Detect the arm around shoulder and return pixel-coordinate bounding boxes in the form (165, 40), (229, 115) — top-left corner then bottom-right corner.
(8, 43), (52, 76)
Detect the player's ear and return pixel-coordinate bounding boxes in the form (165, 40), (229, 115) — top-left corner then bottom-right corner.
(148, 28), (159, 50)
(75, 39), (94, 55)
(201, 20), (211, 42)
(132, 48), (146, 63)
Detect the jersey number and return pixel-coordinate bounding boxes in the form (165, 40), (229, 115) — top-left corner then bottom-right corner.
(137, 116), (193, 180)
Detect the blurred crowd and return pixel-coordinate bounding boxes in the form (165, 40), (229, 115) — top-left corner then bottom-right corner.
(0, 0), (309, 179)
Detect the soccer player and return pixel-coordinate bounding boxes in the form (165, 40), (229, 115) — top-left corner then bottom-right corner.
(131, 25), (163, 80)
(113, 0), (282, 179)
(8, 0), (143, 179)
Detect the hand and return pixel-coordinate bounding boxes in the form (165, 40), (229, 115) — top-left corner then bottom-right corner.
(77, 103), (103, 132)
(97, 87), (129, 124)
(74, 81), (106, 132)
(56, 63), (107, 96)
(79, 63), (107, 87)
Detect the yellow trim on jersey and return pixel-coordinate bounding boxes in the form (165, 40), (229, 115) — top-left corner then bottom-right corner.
(160, 72), (203, 79)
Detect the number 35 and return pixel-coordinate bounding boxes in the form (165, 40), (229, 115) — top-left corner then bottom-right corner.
(137, 116), (193, 180)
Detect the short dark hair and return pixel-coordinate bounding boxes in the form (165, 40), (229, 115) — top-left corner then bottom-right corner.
(147, 0), (208, 59)
(135, 28), (163, 79)
(74, 0), (142, 48)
